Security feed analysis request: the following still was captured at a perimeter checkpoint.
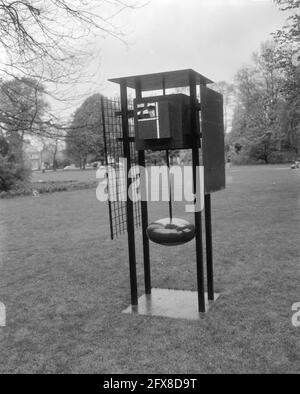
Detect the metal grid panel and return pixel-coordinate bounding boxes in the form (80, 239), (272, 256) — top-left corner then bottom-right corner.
(101, 97), (141, 239)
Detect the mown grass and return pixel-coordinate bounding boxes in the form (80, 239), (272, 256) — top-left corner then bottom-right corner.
(0, 165), (299, 373)
(0, 180), (98, 199)
(1, 169), (98, 198)
(31, 168), (97, 183)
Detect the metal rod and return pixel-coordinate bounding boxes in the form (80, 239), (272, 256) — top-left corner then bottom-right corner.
(101, 96), (114, 240)
(120, 80), (138, 306)
(189, 71), (205, 313)
(162, 75), (173, 222)
(162, 74), (166, 95)
(166, 149), (173, 221)
(138, 151), (151, 295)
(135, 78), (151, 295)
(205, 193), (214, 300)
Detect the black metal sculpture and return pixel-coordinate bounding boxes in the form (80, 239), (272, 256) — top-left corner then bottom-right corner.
(108, 69), (225, 314)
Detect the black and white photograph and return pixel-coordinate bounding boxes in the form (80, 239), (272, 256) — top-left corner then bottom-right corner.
(0, 0), (299, 377)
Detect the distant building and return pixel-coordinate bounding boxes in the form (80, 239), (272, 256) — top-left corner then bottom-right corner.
(25, 147), (42, 170)
(23, 137), (67, 170)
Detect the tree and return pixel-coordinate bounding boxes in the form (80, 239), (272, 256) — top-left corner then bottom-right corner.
(273, 0), (299, 48)
(40, 134), (64, 171)
(230, 64), (266, 161)
(227, 2), (299, 164)
(0, 78), (47, 131)
(0, 77), (49, 159)
(0, 1), (143, 83)
(66, 94), (105, 169)
(0, 1), (145, 142)
(0, 1), (145, 185)
(0, 77), (49, 190)
(230, 41), (294, 163)
(273, 0), (300, 154)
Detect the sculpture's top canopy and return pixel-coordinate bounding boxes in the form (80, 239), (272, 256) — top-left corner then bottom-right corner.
(109, 69), (213, 92)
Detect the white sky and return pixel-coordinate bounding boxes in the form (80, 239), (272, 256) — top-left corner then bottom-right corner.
(52, 0), (288, 117)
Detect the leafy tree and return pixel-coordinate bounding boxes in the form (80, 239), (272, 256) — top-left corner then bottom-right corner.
(40, 135), (64, 171)
(0, 77), (47, 190)
(66, 94), (105, 169)
(273, 0), (300, 154)
(230, 39), (298, 163)
(230, 63), (270, 162)
(229, 2), (300, 163)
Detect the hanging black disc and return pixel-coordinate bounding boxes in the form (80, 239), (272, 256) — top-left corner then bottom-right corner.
(146, 218), (195, 246)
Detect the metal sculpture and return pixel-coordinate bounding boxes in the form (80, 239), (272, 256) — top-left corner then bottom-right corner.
(106, 69), (225, 315)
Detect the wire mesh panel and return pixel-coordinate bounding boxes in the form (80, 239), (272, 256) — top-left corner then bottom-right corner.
(101, 97), (141, 239)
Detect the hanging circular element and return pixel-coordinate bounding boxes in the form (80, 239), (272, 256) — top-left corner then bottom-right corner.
(146, 218), (195, 246)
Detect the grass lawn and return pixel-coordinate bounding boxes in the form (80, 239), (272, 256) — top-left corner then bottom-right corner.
(31, 169), (97, 183)
(0, 165), (299, 373)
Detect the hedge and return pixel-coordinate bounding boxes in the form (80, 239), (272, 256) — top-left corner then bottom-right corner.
(0, 180), (98, 198)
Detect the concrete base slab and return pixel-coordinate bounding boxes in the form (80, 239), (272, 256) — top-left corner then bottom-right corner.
(122, 288), (220, 320)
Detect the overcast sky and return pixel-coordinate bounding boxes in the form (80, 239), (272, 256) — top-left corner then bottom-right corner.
(93, 0), (287, 94)
(52, 0), (288, 116)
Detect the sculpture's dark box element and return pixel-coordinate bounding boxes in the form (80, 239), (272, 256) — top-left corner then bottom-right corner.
(134, 94), (193, 151)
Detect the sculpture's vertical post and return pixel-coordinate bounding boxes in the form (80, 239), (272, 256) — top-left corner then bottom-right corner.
(189, 71), (205, 313)
(205, 193), (214, 300)
(135, 79), (151, 295)
(120, 80), (138, 306)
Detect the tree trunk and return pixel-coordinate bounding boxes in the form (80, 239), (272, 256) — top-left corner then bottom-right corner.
(264, 143), (269, 164)
(52, 142), (58, 171)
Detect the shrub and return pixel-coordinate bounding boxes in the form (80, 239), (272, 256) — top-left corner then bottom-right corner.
(231, 148), (298, 165)
(0, 179), (98, 198)
(230, 150), (257, 165)
(56, 158), (72, 169)
(268, 151), (298, 164)
(0, 155), (31, 191)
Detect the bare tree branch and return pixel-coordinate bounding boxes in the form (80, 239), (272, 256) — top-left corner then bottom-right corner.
(0, 0), (148, 145)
